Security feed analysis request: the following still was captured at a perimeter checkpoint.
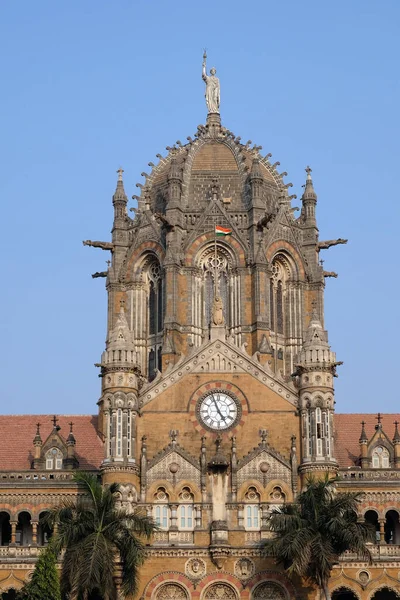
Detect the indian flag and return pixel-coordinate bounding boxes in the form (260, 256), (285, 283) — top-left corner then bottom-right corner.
(215, 225), (232, 237)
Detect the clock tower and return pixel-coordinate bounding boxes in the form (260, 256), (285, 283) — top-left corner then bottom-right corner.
(84, 59), (346, 600)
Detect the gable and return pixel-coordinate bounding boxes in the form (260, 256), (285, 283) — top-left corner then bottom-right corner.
(140, 338), (298, 409)
(237, 450), (292, 489)
(147, 450), (200, 487)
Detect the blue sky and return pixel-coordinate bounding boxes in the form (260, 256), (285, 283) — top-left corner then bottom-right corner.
(1, 1), (399, 416)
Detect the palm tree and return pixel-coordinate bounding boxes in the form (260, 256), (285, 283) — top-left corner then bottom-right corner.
(44, 472), (156, 600)
(261, 476), (374, 600)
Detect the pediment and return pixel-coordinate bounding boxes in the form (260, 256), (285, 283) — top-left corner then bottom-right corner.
(237, 447), (292, 489)
(182, 197), (245, 254)
(140, 338), (298, 407)
(147, 448), (201, 487)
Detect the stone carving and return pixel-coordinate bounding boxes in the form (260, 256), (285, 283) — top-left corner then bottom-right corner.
(212, 296), (225, 326)
(185, 557), (206, 579)
(252, 582), (287, 599)
(202, 51), (220, 114)
(114, 483), (137, 512)
(358, 571), (370, 584)
(155, 583), (188, 599)
(204, 583), (237, 599)
(147, 451), (200, 487)
(234, 558), (255, 579)
(237, 450), (291, 489)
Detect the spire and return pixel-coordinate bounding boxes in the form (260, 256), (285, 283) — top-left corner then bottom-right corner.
(33, 422), (42, 446)
(67, 421), (76, 445)
(249, 158), (264, 205)
(112, 167), (128, 226)
(301, 166), (317, 225)
(393, 421), (400, 444)
(106, 299), (135, 351)
(359, 421), (368, 443)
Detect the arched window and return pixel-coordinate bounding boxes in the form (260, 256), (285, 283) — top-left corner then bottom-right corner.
(332, 588), (359, 600)
(153, 488), (170, 530)
(145, 259), (163, 381)
(178, 488), (194, 530)
(269, 486), (286, 505)
(372, 446), (390, 468)
(269, 253), (303, 376)
(244, 487), (260, 531)
(45, 448), (63, 470)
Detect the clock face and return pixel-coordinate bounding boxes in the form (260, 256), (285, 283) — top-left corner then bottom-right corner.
(198, 390), (240, 431)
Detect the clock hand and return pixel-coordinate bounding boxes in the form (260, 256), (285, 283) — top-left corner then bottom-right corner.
(211, 392), (227, 423)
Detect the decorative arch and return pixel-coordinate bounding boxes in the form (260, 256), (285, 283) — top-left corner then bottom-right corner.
(123, 246), (165, 380)
(331, 586), (360, 600)
(246, 571), (296, 600)
(369, 586), (400, 600)
(195, 574), (244, 600)
(144, 572), (194, 600)
(154, 583), (189, 600)
(267, 245), (305, 376)
(251, 581), (288, 600)
(122, 241), (165, 282)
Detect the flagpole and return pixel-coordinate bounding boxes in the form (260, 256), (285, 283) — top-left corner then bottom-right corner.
(214, 224), (218, 297)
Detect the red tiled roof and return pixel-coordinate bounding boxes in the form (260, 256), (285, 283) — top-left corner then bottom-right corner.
(334, 413), (400, 468)
(0, 415), (104, 471)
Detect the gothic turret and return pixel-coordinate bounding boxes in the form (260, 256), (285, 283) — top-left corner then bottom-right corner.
(301, 166), (317, 226)
(111, 168), (130, 273)
(98, 299), (140, 486)
(296, 304), (340, 478)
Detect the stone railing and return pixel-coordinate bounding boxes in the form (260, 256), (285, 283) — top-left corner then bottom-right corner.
(0, 471), (76, 483)
(0, 546), (45, 558)
(340, 469), (400, 482)
(341, 544), (400, 561)
(153, 531), (194, 545)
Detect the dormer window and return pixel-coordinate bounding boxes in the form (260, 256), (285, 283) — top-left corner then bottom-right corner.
(45, 448), (63, 470)
(372, 446), (390, 469)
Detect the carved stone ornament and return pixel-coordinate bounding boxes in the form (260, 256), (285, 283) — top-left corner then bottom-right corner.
(234, 557), (255, 579)
(185, 557), (206, 579)
(155, 583), (189, 599)
(358, 571), (370, 585)
(252, 582), (287, 600)
(204, 583), (237, 599)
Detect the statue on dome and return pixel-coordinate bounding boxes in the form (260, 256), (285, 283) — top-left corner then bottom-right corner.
(202, 50), (220, 114)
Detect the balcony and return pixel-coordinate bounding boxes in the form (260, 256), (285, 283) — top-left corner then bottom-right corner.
(341, 544), (400, 561)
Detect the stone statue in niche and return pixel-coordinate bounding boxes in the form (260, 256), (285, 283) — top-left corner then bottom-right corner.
(212, 296), (225, 326)
(202, 51), (220, 114)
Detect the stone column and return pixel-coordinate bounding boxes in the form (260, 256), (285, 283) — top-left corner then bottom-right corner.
(237, 504), (244, 529)
(379, 520), (386, 544)
(31, 521), (38, 545)
(10, 521), (17, 545)
(170, 504), (178, 531)
(194, 505), (202, 529)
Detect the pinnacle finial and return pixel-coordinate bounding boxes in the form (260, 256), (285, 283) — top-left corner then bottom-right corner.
(394, 421), (400, 443)
(305, 165), (312, 180)
(359, 420), (368, 443)
(117, 167), (124, 182)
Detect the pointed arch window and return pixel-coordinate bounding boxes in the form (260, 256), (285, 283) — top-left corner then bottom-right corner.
(153, 488), (170, 530)
(144, 258), (164, 381)
(372, 446), (390, 468)
(178, 487), (194, 530)
(244, 486), (260, 530)
(45, 448), (63, 470)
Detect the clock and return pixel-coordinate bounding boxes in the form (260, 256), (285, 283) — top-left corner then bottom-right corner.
(197, 390), (241, 431)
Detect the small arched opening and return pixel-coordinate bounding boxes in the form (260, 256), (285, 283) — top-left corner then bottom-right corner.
(0, 513), (11, 546)
(1, 590), (17, 600)
(365, 510), (380, 543)
(371, 587), (400, 600)
(16, 511), (32, 546)
(38, 511), (52, 546)
(332, 588), (358, 600)
(384, 509), (400, 544)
